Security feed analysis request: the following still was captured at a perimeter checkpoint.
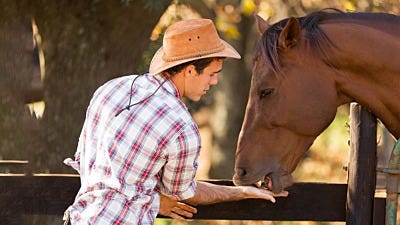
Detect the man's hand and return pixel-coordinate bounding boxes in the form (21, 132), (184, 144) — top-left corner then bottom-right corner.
(240, 186), (289, 203)
(183, 181), (288, 206)
(158, 194), (197, 221)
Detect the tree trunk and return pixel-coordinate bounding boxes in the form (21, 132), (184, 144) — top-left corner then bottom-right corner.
(0, 0), (171, 173)
(0, 1), (41, 171)
(209, 14), (254, 179)
(181, 0), (257, 179)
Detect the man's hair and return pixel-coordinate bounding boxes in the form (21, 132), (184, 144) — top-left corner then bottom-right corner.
(164, 57), (224, 76)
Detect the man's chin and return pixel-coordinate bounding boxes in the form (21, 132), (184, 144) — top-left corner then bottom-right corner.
(189, 96), (202, 102)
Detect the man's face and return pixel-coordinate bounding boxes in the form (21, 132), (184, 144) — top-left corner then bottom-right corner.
(184, 59), (223, 101)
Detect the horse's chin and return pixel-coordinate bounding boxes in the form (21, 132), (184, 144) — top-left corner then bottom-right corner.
(268, 172), (294, 194)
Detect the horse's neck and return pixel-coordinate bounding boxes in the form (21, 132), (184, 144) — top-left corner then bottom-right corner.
(326, 22), (400, 138)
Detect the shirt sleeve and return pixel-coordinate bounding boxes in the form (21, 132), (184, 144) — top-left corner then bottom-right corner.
(157, 123), (200, 201)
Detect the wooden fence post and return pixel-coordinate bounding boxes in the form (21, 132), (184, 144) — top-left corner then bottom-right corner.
(346, 103), (378, 225)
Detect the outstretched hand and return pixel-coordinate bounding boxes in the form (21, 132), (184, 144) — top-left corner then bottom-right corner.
(240, 186), (289, 203)
(158, 194), (197, 221)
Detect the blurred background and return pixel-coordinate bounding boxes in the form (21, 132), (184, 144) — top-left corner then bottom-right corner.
(0, 0), (398, 224)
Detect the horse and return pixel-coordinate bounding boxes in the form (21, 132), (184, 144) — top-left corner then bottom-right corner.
(233, 9), (400, 194)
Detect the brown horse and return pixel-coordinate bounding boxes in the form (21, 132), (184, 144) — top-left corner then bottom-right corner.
(233, 9), (400, 194)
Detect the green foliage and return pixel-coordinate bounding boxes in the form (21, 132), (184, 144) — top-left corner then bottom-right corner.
(137, 36), (162, 75)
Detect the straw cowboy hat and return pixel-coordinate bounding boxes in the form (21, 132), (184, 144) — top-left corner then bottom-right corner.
(149, 18), (241, 75)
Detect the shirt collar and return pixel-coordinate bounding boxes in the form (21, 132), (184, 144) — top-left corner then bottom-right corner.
(150, 73), (181, 99)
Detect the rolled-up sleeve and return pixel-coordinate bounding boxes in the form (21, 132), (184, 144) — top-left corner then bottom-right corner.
(158, 123), (200, 201)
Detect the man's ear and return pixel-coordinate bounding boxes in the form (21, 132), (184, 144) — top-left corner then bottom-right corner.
(184, 65), (196, 77)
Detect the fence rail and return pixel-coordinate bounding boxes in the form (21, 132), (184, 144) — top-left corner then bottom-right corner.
(0, 175), (385, 223)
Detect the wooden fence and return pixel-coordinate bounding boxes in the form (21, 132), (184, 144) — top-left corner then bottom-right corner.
(0, 103), (387, 224)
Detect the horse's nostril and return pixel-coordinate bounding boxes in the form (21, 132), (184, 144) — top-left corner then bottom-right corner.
(236, 168), (247, 177)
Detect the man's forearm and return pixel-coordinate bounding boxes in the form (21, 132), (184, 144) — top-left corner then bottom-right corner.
(182, 181), (253, 206)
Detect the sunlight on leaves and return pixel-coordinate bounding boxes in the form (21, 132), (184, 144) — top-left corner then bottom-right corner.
(241, 0), (256, 16)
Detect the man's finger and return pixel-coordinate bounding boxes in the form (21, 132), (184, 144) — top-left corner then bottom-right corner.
(263, 195), (276, 203)
(258, 187), (289, 197)
(273, 190), (289, 197)
(177, 202), (197, 213)
(171, 206), (194, 218)
(169, 212), (186, 222)
(255, 188), (281, 202)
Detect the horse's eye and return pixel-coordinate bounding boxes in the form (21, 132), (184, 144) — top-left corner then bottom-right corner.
(260, 88), (274, 99)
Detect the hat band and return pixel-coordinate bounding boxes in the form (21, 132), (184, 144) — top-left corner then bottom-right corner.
(163, 42), (225, 62)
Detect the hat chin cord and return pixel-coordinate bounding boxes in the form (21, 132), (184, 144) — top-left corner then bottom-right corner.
(114, 75), (169, 117)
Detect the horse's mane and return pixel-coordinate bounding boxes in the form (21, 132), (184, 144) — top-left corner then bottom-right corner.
(260, 8), (399, 72)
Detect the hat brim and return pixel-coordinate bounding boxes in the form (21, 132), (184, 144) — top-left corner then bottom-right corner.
(149, 39), (241, 75)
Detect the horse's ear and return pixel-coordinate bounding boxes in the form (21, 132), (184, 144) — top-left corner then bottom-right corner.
(278, 17), (300, 49)
(255, 14), (270, 34)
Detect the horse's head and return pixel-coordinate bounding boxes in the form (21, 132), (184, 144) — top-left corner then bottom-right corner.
(233, 15), (339, 193)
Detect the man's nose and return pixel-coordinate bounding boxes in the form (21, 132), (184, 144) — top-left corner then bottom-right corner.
(210, 75), (218, 85)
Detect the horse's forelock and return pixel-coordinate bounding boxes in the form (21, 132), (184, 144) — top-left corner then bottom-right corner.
(259, 19), (288, 73)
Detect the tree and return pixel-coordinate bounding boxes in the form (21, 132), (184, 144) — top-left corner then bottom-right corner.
(0, 0), (172, 173)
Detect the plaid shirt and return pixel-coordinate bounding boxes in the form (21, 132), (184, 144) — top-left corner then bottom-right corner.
(64, 73), (200, 225)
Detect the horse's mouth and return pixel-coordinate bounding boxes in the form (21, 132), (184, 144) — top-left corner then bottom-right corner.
(233, 169), (294, 194)
(254, 173), (293, 194)
(253, 175), (273, 190)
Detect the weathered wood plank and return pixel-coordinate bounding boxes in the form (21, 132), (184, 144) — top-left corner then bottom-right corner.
(0, 174), (80, 215)
(0, 175), (348, 221)
(193, 182), (348, 221)
(0, 175), (385, 223)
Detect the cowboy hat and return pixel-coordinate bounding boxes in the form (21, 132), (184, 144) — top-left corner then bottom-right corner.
(149, 18), (241, 75)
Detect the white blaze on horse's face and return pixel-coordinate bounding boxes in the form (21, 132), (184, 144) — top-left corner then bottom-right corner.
(233, 14), (338, 194)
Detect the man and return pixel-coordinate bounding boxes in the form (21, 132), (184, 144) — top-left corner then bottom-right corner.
(64, 18), (287, 225)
